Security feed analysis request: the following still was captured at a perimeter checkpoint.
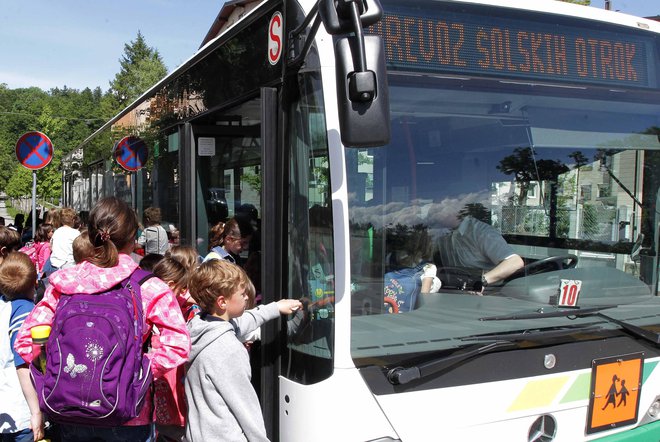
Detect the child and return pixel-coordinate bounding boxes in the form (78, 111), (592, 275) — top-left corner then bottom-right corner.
(165, 245), (200, 272)
(0, 252), (45, 441)
(19, 223), (54, 277)
(151, 253), (197, 441)
(162, 246), (201, 321)
(203, 218), (244, 264)
(137, 207), (169, 255)
(185, 259), (301, 442)
(48, 207), (80, 272)
(14, 196), (191, 442)
(139, 253), (164, 271)
(43, 210), (61, 229)
(166, 245), (201, 313)
(0, 226), (21, 259)
(72, 230), (94, 264)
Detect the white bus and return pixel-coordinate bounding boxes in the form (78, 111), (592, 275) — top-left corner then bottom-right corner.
(66, 0), (660, 440)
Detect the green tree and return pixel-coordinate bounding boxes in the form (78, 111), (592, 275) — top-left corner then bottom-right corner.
(5, 166), (31, 198)
(108, 31), (167, 110)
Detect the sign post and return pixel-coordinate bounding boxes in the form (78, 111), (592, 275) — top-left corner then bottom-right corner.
(16, 131), (54, 237)
(113, 136), (149, 208)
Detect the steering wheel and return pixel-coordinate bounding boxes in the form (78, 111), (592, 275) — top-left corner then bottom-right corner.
(437, 266), (477, 291)
(505, 254), (578, 283)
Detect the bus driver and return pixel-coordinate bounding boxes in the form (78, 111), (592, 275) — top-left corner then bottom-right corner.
(434, 216), (524, 293)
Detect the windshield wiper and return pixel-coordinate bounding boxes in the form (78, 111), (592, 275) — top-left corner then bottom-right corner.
(481, 305), (660, 345)
(386, 323), (600, 385)
(460, 324), (602, 342)
(588, 311), (660, 345)
(387, 340), (516, 385)
(479, 305), (616, 321)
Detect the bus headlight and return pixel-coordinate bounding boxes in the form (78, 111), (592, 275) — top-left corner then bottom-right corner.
(647, 399), (660, 419)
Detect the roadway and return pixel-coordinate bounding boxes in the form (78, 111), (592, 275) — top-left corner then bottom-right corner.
(0, 197), (14, 225)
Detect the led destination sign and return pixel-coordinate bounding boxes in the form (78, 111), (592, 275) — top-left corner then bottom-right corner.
(369, 7), (656, 88)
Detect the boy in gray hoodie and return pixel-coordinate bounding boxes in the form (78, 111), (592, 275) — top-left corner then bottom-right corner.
(185, 259), (302, 442)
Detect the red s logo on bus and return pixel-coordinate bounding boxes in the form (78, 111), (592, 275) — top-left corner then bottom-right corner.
(268, 12), (283, 65)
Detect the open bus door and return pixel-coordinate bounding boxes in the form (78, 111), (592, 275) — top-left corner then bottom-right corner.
(182, 88), (283, 438)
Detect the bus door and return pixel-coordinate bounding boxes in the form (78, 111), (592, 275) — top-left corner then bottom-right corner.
(187, 88), (284, 437)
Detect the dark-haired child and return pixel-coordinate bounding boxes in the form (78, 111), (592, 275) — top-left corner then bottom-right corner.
(151, 251), (199, 441)
(19, 223), (53, 277)
(139, 253), (164, 272)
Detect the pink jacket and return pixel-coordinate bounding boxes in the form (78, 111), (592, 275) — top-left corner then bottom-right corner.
(14, 253), (191, 425)
(35, 241), (51, 275)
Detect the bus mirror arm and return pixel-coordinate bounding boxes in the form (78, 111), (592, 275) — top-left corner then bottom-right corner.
(290, 0), (382, 68)
(288, 3), (321, 68)
(344, 0), (376, 102)
(318, 0), (383, 36)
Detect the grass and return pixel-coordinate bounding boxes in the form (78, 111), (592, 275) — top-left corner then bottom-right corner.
(5, 203), (19, 219)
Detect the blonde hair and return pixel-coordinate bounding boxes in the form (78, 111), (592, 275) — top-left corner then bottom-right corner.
(0, 252), (37, 300)
(165, 245), (199, 272)
(59, 207), (77, 227)
(189, 259), (248, 313)
(244, 278), (256, 309)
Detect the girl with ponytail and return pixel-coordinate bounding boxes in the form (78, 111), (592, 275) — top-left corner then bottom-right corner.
(14, 197), (191, 441)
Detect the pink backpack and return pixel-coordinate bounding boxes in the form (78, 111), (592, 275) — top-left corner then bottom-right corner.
(19, 241), (39, 265)
(19, 242), (46, 274)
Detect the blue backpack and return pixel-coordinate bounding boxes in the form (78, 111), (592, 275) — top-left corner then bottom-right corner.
(383, 263), (425, 314)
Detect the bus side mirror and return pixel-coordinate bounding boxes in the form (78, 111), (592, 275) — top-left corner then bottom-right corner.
(335, 36), (390, 147)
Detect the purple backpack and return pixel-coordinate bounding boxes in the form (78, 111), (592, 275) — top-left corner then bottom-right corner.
(31, 269), (153, 426)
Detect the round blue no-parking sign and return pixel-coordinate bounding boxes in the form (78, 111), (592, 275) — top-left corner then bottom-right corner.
(16, 131), (54, 170)
(113, 136), (148, 172)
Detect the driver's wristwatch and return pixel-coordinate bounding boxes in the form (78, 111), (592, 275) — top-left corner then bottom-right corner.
(472, 274), (488, 292)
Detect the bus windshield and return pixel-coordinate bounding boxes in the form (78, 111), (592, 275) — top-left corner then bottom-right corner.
(346, 71), (660, 363)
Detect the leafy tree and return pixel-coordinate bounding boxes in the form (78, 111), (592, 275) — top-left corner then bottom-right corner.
(496, 147), (538, 205)
(458, 203), (491, 224)
(5, 166), (32, 198)
(108, 31), (167, 110)
(0, 87), (105, 199)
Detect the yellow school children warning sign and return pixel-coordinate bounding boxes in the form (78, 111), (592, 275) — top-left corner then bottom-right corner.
(586, 353), (644, 434)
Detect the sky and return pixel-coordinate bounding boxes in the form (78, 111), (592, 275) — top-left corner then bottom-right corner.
(0, 0), (658, 92)
(0, 0), (222, 91)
